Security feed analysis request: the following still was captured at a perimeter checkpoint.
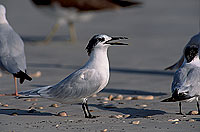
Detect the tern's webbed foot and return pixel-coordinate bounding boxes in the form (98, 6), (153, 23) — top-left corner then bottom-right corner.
(176, 112), (184, 115)
(85, 115), (97, 118)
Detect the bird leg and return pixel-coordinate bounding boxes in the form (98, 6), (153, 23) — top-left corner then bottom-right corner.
(197, 101), (200, 115)
(68, 21), (77, 43)
(13, 76), (19, 96)
(177, 102), (184, 115)
(0, 76), (18, 96)
(44, 22), (60, 44)
(82, 98), (95, 118)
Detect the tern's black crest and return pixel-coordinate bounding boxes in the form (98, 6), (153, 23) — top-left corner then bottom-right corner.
(184, 44), (199, 63)
(13, 70), (32, 84)
(85, 35), (105, 56)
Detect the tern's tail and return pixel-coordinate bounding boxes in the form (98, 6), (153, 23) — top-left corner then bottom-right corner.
(18, 86), (50, 98)
(161, 89), (194, 102)
(164, 55), (184, 70)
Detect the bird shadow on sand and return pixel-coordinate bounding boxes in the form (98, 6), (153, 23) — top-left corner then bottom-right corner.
(28, 63), (174, 77)
(102, 88), (167, 96)
(90, 104), (166, 119)
(21, 35), (68, 43)
(0, 108), (54, 116)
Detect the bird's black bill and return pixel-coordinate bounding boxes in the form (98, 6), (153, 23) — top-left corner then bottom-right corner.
(105, 36), (128, 45)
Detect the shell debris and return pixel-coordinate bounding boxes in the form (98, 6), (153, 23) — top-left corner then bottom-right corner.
(2, 104), (8, 107)
(108, 94), (114, 100)
(50, 103), (59, 108)
(188, 111), (198, 115)
(132, 95), (154, 100)
(124, 96), (132, 100)
(101, 129), (108, 132)
(57, 111), (68, 117)
(30, 71), (42, 78)
(131, 121), (140, 125)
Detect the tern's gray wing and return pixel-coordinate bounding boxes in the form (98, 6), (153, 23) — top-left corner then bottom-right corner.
(0, 24), (26, 73)
(172, 65), (200, 96)
(38, 68), (103, 100)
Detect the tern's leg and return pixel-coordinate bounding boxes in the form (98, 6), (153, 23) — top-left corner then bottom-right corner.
(82, 103), (88, 118)
(44, 22), (60, 44)
(177, 102), (184, 115)
(82, 98), (95, 118)
(197, 101), (200, 115)
(68, 21), (77, 43)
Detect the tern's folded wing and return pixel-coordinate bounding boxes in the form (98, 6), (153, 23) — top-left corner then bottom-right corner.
(38, 68), (103, 100)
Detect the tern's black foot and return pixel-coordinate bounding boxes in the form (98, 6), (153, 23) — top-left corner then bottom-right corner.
(85, 115), (97, 119)
(176, 112), (184, 115)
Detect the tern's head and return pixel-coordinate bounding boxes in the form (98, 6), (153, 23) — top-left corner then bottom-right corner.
(184, 44), (199, 63)
(0, 5), (7, 24)
(85, 34), (128, 56)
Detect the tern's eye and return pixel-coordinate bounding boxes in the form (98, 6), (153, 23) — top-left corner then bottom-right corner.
(98, 38), (105, 42)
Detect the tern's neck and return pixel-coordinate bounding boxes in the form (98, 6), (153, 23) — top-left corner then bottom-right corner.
(0, 15), (8, 24)
(86, 47), (109, 70)
(188, 56), (200, 67)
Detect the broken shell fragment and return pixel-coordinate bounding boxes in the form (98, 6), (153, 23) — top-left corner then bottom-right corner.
(2, 104), (8, 107)
(123, 114), (131, 118)
(57, 111), (68, 117)
(108, 95), (114, 100)
(188, 111), (198, 115)
(131, 121), (140, 124)
(124, 96), (132, 100)
(36, 106), (44, 110)
(188, 119), (195, 122)
(133, 96), (154, 100)
(11, 112), (18, 116)
(30, 71), (42, 78)
(101, 129), (108, 132)
(168, 119), (179, 122)
(102, 97), (109, 101)
(50, 104), (59, 108)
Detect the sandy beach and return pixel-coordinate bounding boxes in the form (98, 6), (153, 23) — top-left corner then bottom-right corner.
(0, 0), (200, 131)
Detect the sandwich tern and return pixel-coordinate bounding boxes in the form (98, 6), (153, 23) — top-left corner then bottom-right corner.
(19, 34), (128, 118)
(162, 43), (200, 115)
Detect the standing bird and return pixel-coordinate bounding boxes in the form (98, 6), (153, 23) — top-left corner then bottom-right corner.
(162, 44), (200, 115)
(19, 34), (128, 118)
(31, 0), (141, 43)
(165, 33), (200, 70)
(0, 5), (32, 96)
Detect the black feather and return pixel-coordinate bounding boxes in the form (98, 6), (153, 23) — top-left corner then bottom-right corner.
(161, 89), (193, 102)
(13, 71), (32, 84)
(184, 44), (199, 63)
(85, 35), (103, 56)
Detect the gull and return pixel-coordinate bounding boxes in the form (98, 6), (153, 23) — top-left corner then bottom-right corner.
(19, 34), (128, 118)
(0, 5), (32, 96)
(162, 44), (200, 115)
(31, 0), (141, 43)
(165, 33), (200, 70)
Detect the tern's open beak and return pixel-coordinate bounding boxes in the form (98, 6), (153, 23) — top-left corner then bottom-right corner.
(105, 36), (128, 45)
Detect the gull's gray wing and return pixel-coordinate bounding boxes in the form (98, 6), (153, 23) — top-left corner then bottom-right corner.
(38, 68), (104, 100)
(0, 24), (26, 73)
(172, 65), (200, 96)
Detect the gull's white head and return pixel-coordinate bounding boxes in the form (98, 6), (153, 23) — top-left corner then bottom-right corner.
(85, 34), (128, 56)
(0, 4), (7, 24)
